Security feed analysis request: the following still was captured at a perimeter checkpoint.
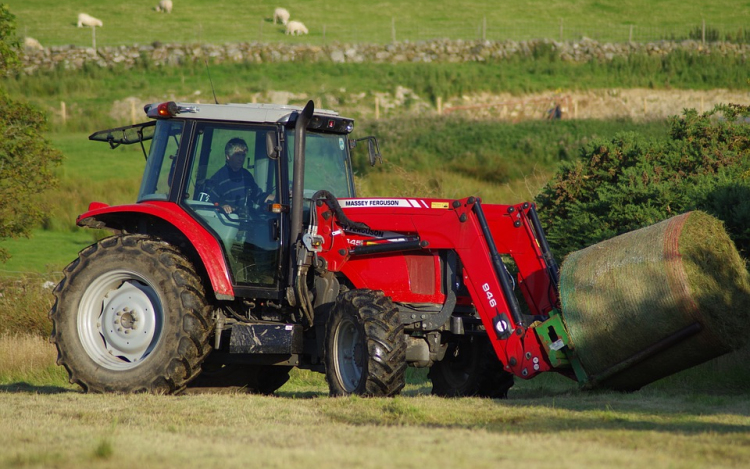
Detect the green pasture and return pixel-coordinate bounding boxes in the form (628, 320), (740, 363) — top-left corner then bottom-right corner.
(5, 54), (750, 135)
(0, 117), (670, 276)
(5, 0), (750, 46)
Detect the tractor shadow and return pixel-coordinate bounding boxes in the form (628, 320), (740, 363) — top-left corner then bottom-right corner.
(0, 382), (75, 394)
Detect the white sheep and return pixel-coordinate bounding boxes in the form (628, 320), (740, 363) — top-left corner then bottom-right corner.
(77, 13), (103, 28)
(273, 7), (290, 25)
(24, 37), (43, 50)
(155, 0), (173, 13)
(285, 20), (308, 36)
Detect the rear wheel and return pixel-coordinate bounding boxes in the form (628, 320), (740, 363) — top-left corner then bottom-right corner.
(429, 336), (514, 398)
(49, 235), (212, 394)
(325, 289), (406, 397)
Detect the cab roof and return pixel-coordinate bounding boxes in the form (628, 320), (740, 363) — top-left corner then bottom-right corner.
(144, 101), (346, 124)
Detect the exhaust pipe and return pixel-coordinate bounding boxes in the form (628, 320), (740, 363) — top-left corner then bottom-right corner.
(290, 100), (315, 247)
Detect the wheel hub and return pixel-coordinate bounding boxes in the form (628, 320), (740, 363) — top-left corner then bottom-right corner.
(99, 281), (158, 362)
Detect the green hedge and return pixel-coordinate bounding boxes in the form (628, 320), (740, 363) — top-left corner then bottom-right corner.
(536, 104), (750, 261)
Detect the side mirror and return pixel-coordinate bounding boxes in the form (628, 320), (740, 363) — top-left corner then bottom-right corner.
(266, 131), (280, 159)
(350, 136), (382, 166)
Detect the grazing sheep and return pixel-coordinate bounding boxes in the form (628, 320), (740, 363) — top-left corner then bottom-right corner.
(23, 37), (43, 50)
(285, 20), (308, 36)
(273, 7), (290, 25)
(77, 13), (103, 28)
(155, 0), (173, 13)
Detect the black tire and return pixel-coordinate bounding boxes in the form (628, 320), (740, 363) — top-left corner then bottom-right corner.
(428, 335), (514, 398)
(325, 289), (406, 397)
(187, 359), (291, 395)
(49, 234), (213, 394)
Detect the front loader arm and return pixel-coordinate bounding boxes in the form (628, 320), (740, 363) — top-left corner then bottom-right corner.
(315, 196), (564, 380)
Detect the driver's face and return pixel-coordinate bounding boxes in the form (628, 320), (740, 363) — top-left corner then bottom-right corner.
(226, 150), (247, 171)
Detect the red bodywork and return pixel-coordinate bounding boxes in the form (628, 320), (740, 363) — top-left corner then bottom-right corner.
(78, 201), (234, 299)
(79, 197), (560, 380)
(316, 197), (560, 380)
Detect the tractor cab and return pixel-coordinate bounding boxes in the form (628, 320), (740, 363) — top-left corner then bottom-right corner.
(88, 101), (359, 294)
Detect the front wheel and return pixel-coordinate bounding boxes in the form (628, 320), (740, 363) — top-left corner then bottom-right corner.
(325, 289), (406, 397)
(49, 235), (213, 394)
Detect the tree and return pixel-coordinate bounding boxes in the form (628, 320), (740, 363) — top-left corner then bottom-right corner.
(0, 4), (63, 262)
(535, 104), (750, 261)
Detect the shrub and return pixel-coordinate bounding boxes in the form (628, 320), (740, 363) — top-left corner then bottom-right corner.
(0, 276), (55, 336)
(535, 104), (750, 260)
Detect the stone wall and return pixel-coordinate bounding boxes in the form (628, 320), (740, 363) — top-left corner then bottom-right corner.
(20, 39), (750, 75)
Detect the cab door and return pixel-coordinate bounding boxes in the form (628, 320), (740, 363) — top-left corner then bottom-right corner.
(180, 122), (284, 292)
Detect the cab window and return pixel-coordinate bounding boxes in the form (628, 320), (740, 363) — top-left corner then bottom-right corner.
(137, 120), (184, 201)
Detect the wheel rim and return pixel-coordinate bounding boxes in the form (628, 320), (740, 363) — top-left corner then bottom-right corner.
(77, 270), (164, 370)
(333, 317), (363, 392)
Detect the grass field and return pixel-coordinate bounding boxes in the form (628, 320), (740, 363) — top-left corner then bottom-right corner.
(5, 0), (750, 46)
(1, 388), (749, 469)
(2, 4), (750, 466)
(1, 333), (750, 469)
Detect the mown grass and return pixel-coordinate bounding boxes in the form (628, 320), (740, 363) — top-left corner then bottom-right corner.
(1, 370), (749, 469)
(5, 0), (750, 46)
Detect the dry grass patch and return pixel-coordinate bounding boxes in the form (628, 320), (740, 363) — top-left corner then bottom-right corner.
(0, 333), (68, 387)
(0, 333), (56, 374)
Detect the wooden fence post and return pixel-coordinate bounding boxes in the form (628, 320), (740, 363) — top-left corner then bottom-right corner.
(61, 101), (67, 124)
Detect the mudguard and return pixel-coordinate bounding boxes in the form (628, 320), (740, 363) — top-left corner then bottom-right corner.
(77, 201), (234, 300)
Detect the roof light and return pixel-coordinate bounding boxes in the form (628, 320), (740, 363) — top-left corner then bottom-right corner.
(145, 101), (181, 118)
(157, 102), (179, 117)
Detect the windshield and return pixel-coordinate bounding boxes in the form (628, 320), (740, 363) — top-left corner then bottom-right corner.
(137, 120), (184, 201)
(285, 131), (355, 199)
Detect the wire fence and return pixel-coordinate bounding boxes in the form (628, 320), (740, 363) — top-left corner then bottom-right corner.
(319, 20), (750, 45)
(18, 18), (750, 48)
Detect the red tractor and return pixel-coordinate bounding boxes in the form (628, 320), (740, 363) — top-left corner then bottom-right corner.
(51, 100), (573, 396)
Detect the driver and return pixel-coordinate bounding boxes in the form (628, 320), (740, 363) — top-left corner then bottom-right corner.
(207, 138), (273, 214)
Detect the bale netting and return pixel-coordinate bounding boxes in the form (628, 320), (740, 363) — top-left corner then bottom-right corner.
(559, 211), (750, 391)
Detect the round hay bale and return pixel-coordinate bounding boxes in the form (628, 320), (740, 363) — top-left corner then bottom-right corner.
(559, 211), (750, 391)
